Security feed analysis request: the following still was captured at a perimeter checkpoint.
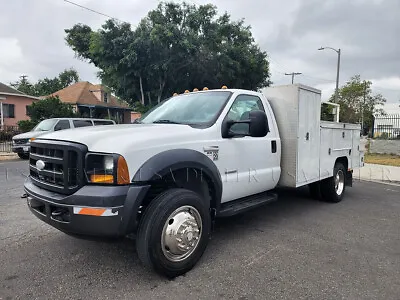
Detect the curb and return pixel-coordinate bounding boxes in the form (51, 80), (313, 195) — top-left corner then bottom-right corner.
(0, 153), (19, 161)
(355, 178), (400, 187)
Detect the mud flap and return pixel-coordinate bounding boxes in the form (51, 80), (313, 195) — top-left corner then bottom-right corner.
(345, 170), (353, 187)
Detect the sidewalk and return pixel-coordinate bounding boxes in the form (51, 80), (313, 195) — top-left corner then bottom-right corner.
(0, 152), (18, 161)
(354, 163), (400, 184)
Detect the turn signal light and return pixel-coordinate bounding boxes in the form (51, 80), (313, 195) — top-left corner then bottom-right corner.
(90, 174), (114, 183)
(117, 155), (130, 185)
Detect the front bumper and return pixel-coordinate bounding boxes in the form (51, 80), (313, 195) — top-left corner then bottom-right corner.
(12, 144), (30, 153)
(24, 176), (150, 238)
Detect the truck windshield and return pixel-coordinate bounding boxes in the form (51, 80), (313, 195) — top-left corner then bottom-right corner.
(138, 91), (232, 126)
(32, 119), (57, 132)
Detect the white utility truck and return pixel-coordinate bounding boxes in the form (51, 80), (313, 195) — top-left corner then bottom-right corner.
(24, 84), (364, 278)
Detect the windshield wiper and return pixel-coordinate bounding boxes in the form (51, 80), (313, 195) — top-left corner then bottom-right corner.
(152, 119), (183, 124)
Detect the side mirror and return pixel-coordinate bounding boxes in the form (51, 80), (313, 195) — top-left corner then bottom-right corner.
(222, 110), (269, 138)
(248, 110), (270, 137)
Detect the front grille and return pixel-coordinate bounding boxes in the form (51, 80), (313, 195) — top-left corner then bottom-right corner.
(14, 138), (29, 145)
(29, 140), (87, 195)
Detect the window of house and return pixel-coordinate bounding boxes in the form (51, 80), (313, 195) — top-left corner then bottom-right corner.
(73, 120), (93, 128)
(104, 92), (108, 103)
(2, 103), (15, 118)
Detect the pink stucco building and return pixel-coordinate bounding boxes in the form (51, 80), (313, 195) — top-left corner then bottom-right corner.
(0, 82), (39, 127)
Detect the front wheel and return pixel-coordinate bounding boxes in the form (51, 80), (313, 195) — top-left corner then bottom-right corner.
(321, 162), (346, 203)
(136, 188), (211, 278)
(18, 153), (29, 160)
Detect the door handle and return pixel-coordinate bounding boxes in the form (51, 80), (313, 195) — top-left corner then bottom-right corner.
(271, 140), (277, 153)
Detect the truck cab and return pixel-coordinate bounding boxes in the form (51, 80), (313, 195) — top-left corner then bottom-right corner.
(23, 84), (363, 278)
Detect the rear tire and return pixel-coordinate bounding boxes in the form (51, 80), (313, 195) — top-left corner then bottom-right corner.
(321, 162), (346, 203)
(308, 181), (321, 199)
(18, 153), (29, 160)
(136, 188), (211, 278)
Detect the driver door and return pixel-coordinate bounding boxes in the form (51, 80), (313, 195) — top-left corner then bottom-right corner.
(215, 94), (279, 203)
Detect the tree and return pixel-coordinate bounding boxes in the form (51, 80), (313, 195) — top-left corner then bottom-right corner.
(330, 75), (386, 135)
(26, 96), (76, 122)
(17, 96), (77, 132)
(10, 68), (80, 97)
(64, 1), (271, 107)
(10, 75), (36, 95)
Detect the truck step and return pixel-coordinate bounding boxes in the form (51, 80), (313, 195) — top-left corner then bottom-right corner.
(218, 191), (278, 217)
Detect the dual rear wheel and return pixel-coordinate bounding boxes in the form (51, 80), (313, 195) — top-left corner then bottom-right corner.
(309, 162), (346, 203)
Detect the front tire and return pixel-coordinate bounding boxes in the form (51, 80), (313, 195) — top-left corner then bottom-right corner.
(321, 162), (346, 203)
(136, 188), (211, 278)
(18, 153), (29, 160)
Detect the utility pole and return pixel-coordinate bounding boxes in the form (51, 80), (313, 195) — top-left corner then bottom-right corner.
(361, 80), (367, 135)
(285, 72), (302, 84)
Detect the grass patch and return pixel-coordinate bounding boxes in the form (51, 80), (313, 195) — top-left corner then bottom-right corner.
(364, 153), (400, 167)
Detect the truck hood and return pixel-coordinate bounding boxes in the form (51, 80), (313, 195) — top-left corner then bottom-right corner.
(36, 124), (207, 153)
(12, 130), (49, 140)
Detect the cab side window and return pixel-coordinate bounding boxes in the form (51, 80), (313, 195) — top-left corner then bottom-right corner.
(54, 120), (71, 131)
(225, 95), (266, 135)
(73, 120), (93, 128)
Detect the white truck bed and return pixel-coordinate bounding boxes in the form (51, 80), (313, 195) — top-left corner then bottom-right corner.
(262, 84), (364, 188)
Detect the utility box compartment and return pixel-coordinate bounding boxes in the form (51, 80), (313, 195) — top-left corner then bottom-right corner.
(262, 84), (363, 188)
(262, 84), (322, 188)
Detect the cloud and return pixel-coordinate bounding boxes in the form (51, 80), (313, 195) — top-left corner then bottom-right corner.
(0, 0), (398, 102)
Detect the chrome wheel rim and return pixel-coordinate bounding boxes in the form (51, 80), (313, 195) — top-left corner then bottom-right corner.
(161, 205), (202, 262)
(335, 170), (345, 196)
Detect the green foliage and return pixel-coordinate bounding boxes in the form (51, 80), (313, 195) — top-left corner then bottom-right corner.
(321, 103), (335, 121)
(26, 96), (77, 123)
(132, 101), (155, 114)
(330, 75), (386, 133)
(64, 1), (271, 108)
(10, 68), (80, 97)
(17, 120), (37, 132)
(10, 76), (36, 95)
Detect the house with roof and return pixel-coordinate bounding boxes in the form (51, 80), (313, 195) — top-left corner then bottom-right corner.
(47, 81), (133, 124)
(0, 82), (39, 128)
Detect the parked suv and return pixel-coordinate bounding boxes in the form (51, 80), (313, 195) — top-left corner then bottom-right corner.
(12, 118), (116, 159)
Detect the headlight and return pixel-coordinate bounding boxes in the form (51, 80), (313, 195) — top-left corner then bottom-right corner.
(85, 153), (130, 185)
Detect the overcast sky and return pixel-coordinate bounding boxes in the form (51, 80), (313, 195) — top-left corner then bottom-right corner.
(0, 0), (399, 103)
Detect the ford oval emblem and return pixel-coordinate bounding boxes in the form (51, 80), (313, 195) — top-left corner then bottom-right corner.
(36, 160), (45, 170)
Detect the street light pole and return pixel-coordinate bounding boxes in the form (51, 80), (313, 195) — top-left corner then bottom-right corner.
(318, 46), (341, 103)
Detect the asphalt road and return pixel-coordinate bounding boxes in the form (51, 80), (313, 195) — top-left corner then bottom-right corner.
(1, 159), (399, 300)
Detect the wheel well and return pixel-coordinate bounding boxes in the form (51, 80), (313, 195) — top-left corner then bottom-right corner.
(140, 167), (216, 214)
(335, 156), (348, 170)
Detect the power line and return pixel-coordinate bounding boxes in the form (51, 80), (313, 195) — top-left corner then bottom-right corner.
(62, 0), (123, 22)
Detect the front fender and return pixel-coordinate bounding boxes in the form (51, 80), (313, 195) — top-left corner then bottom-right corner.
(131, 149), (223, 208)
